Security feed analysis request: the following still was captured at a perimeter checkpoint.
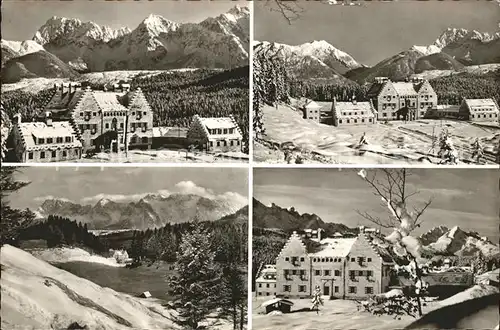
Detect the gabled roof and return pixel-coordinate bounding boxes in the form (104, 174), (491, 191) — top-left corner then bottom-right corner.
(16, 122), (82, 151)
(310, 237), (357, 257)
(464, 99), (499, 110)
(201, 117), (238, 130)
(304, 100), (322, 109)
(261, 298), (294, 308)
(333, 101), (376, 119)
(367, 81), (387, 98)
(392, 82), (418, 96)
(92, 92), (129, 112)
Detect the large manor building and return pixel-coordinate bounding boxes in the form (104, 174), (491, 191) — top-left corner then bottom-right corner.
(366, 77), (437, 121)
(42, 82), (154, 152)
(256, 227), (394, 300)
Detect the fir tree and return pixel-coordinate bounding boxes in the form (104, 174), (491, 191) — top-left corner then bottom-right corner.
(168, 224), (222, 329)
(219, 264), (247, 330)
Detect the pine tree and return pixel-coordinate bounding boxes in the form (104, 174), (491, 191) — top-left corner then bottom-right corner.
(168, 224), (222, 329)
(219, 264), (247, 330)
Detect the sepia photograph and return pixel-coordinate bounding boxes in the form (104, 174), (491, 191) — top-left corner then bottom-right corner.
(253, 0), (500, 164)
(1, 166), (248, 329)
(1, 0), (249, 163)
(252, 167), (499, 329)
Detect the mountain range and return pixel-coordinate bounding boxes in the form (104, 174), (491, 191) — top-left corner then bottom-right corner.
(254, 198), (499, 259)
(1, 6), (249, 82)
(257, 27), (499, 83)
(36, 193), (247, 230)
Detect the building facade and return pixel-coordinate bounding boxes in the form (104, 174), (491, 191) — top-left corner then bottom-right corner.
(367, 77), (437, 121)
(11, 113), (83, 163)
(332, 98), (377, 126)
(44, 82), (153, 152)
(459, 99), (500, 122)
(187, 115), (243, 153)
(255, 264), (277, 297)
(273, 228), (394, 300)
(302, 100), (322, 122)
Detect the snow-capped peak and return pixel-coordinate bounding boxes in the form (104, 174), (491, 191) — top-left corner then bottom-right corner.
(411, 44), (441, 56)
(139, 14), (178, 36)
(433, 27), (500, 49)
(1, 39), (44, 56)
(96, 198), (111, 207)
(224, 5), (250, 21)
(32, 16), (131, 45)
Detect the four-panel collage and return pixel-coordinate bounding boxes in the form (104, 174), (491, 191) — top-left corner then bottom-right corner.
(1, 0), (499, 330)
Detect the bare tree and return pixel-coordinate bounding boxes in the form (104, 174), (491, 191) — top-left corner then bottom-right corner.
(356, 169), (433, 317)
(356, 169), (432, 234)
(266, 0), (363, 23)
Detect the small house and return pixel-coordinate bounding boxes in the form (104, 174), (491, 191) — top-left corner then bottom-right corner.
(459, 99), (500, 122)
(256, 264), (277, 297)
(11, 112), (83, 163)
(332, 98), (377, 126)
(187, 115), (243, 152)
(139, 291), (152, 298)
(261, 298), (294, 314)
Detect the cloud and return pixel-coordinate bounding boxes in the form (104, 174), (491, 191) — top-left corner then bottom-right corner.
(34, 195), (73, 203)
(174, 181), (214, 198)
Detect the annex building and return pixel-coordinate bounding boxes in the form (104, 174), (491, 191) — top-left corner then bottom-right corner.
(459, 98), (500, 122)
(187, 115), (243, 152)
(256, 227), (394, 300)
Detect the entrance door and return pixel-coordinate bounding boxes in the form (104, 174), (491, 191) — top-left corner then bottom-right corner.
(323, 285), (330, 296)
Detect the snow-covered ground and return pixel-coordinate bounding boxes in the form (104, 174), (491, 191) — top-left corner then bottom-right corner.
(411, 63), (500, 80)
(255, 103), (499, 164)
(1, 245), (177, 330)
(28, 247), (126, 267)
(252, 295), (438, 330)
(63, 149), (249, 163)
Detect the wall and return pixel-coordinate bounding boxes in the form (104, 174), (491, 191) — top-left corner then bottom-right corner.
(377, 83), (399, 121)
(310, 257), (347, 298)
(256, 280), (277, 297)
(126, 89), (153, 148)
(417, 81), (438, 119)
(344, 234), (385, 299)
(22, 147), (81, 163)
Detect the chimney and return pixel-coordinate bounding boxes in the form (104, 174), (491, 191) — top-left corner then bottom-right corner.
(45, 111), (52, 126)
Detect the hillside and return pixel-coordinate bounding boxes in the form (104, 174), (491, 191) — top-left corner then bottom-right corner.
(1, 50), (79, 83)
(414, 53), (465, 74)
(252, 198), (354, 234)
(0, 244), (177, 330)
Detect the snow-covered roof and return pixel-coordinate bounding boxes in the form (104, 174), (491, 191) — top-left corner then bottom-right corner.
(92, 92), (129, 112)
(304, 100), (322, 109)
(310, 237), (357, 257)
(201, 117), (237, 130)
(17, 121), (82, 151)
(261, 298), (293, 308)
(464, 99), (499, 111)
(333, 101), (376, 119)
(392, 82), (418, 96)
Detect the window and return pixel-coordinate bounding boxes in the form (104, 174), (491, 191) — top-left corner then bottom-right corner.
(358, 257), (365, 263)
(65, 137), (72, 143)
(334, 286), (339, 293)
(283, 285), (291, 292)
(80, 112), (83, 116)
(51, 150), (56, 158)
(143, 112), (147, 115)
(354, 119), (358, 123)
(266, 284), (270, 288)
(285, 257), (289, 262)
(258, 284), (262, 288)
(105, 123), (110, 129)
(120, 123), (124, 129)
(292, 270), (297, 275)
(367, 270), (373, 277)
(258, 292), (262, 296)
(40, 151), (45, 159)
(334, 270), (340, 276)
(216, 141), (220, 147)
(28, 152), (33, 160)
(300, 270), (305, 276)
(349, 270), (355, 279)
(339, 119), (342, 124)
(217, 129), (222, 134)
(266, 292), (270, 296)
(300, 257), (305, 262)
(62, 150), (67, 157)
(369, 118), (372, 123)
(349, 286), (357, 294)
(361, 119), (365, 123)
(351, 258), (355, 262)
(347, 119), (350, 124)
(223, 129), (228, 134)
(315, 270), (321, 276)
(365, 287), (374, 294)
(39, 138), (45, 144)
(93, 112), (97, 116)
(236, 140), (240, 146)
(358, 270), (364, 276)
(324, 270), (331, 276)
(367, 258), (372, 262)
(382, 113), (387, 117)
(298, 285), (306, 292)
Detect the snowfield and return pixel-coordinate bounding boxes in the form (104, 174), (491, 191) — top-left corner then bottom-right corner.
(255, 103), (499, 164)
(28, 247), (127, 267)
(1, 245), (177, 330)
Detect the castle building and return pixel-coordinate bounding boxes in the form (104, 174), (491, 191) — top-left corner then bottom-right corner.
(459, 99), (500, 122)
(271, 228), (394, 300)
(331, 98), (377, 126)
(366, 77), (437, 121)
(11, 112), (82, 163)
(187, 115), (243, 152)
(43, 82), (153, 152)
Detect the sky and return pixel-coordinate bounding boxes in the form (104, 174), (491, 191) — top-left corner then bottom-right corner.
(255, 0), (500, 66)
(2, 0), (244, 41)
(9, 166), (248, 210)
(254, 168), (499, 241)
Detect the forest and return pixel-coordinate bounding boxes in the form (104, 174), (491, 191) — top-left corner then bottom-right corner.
(131, 67), (249, 143)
